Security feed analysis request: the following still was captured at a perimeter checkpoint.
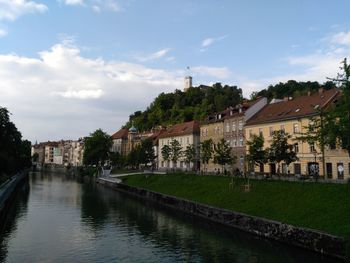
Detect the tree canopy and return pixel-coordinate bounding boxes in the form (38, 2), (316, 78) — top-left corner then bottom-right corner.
(83, 129), (112, 166)
(251, 80), (336, 101)
(124, 83), (243, 131)
(0, 107), (31, 178)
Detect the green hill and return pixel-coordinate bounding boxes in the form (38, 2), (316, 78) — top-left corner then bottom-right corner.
(124, 80), (337, 132)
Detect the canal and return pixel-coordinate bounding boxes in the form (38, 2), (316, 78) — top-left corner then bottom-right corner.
(0, 172), (341, 262)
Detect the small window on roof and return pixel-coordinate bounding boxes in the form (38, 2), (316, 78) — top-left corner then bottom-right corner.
(295, 108), (300, 112)
(314, 104), (320, 109)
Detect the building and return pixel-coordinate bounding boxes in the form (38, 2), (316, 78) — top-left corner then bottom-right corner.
(158, 120), (200, 171)
(32, 139), (84, 167)
(184, 76), (192, 92)
(200, 110), (227, 173)
(111, 128), (129, 156)
(223, 97), (267, 172)
(245, 88), (350, 180)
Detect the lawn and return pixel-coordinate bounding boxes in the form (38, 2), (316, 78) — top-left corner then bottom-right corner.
(123, 173), (350, 238)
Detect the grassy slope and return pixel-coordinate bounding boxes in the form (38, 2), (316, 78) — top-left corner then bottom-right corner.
(123, 173), (350, 238)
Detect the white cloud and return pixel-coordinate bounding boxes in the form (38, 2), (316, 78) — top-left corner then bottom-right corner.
(63, 0), (84, 5)
(0, 0), (47, 21)
(92, 5), (101, 13)
(135, 48), (172, 62)
(61, 0), (122, 12)
(238, 31), (350, 98)
(329, 31), (350, 45)
(0, 42), (183, 142)
(200, 35), (228, 51)
(191, 66), (230, 79)
(201, 38), (215, 48)
(0, 28), (7, 37)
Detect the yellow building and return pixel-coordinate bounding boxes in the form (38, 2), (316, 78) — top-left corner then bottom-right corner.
(245, 88), (350, 180)
(200, 112), (226, 173)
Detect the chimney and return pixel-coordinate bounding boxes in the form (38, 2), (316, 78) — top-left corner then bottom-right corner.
(318, 88), (323, 94)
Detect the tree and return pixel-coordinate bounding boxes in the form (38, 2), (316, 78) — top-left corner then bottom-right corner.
(0, 107), (30, 178)
(246, 134), (267, 172)
(109, 151), (124, 168)
(161, 144), (171, 168)
(83, 129), (112, 166)
(323, 58), (350, 155)
(139, 138), (156, 168)
(213, 139), (235, 174)
(200, 139), (213, 172)
(267, 131), (298, 175)
(183, 144), (197, 171)
(170, 139), (182, 169)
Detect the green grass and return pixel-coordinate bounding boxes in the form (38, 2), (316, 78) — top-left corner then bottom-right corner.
(123, 173), (350, 238)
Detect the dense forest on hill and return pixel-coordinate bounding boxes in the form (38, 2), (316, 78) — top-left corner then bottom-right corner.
(123, 80), (337, 132)
(251, 80), (336, 100)
(124, 83), (242, 131)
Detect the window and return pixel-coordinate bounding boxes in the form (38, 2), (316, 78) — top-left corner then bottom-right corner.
(239, 138), (244, 147)
(309, 143), (315, 153)
(226, 123), (230, 132)
(180, 138), (182, 144)
(294, 143), (299, 153)
(293, 123), (299, 134)
(280, 125), (285, 132)
(326, 163), (332, 179)
(238, 120), (243, 130)
(294, 163), (301, 175)
(187, 137), (189, 144)
(259, 128), (263, 137)
(269, 127), (274, 137)
(249, 129), (252, 138)
(232, 122), (236, 131)
(232, 139), (237, 147)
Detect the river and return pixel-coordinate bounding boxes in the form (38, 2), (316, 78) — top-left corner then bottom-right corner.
(0, 172), (340, 262)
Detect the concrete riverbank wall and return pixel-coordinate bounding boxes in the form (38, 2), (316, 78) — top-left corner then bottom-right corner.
(97, 178), (347, 260)
(0, 172), (28, 221)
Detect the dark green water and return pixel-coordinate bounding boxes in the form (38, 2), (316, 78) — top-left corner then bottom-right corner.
(0, 173), (341, 262)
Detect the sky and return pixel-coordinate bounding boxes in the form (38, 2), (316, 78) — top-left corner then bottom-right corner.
(0, 0), (350, 143)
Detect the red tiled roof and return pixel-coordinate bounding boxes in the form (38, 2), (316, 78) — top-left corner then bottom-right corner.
(246, 88), (339, 126)
(111, 128), (129, 139)
(158, 121), (200, 138)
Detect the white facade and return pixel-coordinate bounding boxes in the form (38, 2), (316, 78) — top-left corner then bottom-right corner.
(158, 134), (200, 171)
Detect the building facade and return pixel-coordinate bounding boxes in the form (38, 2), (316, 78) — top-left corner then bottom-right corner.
(158, 121), (200, 171)
(245, 88), (350, 180)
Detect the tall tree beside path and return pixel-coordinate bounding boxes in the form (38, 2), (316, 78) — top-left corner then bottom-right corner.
(184, 144), (197, 171)
(139, 138), (156, 168)
(200, 139), (213, 173)
(161, 144), (171, 169)
(324, 58), (350, 155)
(267, 131), (298, 175)
(0, 107), (31, 179)
(170, 139), (182, 169)
(214, 139), (235, 174)
(246, 134), (267, 173)
(83, 129), (112, 166)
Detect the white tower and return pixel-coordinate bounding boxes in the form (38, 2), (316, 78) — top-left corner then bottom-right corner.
(184, 76), (192, 92)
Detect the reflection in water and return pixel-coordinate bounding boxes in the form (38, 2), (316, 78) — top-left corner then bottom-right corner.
(0, 173), (341, 263)
(0, 180), (29, 263)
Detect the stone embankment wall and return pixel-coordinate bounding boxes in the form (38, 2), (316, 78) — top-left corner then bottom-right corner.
(98, 178), (346, 260)
(0, 172), (28, 218)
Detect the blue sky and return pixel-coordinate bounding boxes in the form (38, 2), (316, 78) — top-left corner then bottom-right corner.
(0, 0), (349, 142)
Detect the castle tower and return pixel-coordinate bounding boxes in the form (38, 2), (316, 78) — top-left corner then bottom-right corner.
(184, 76), (192, 92)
